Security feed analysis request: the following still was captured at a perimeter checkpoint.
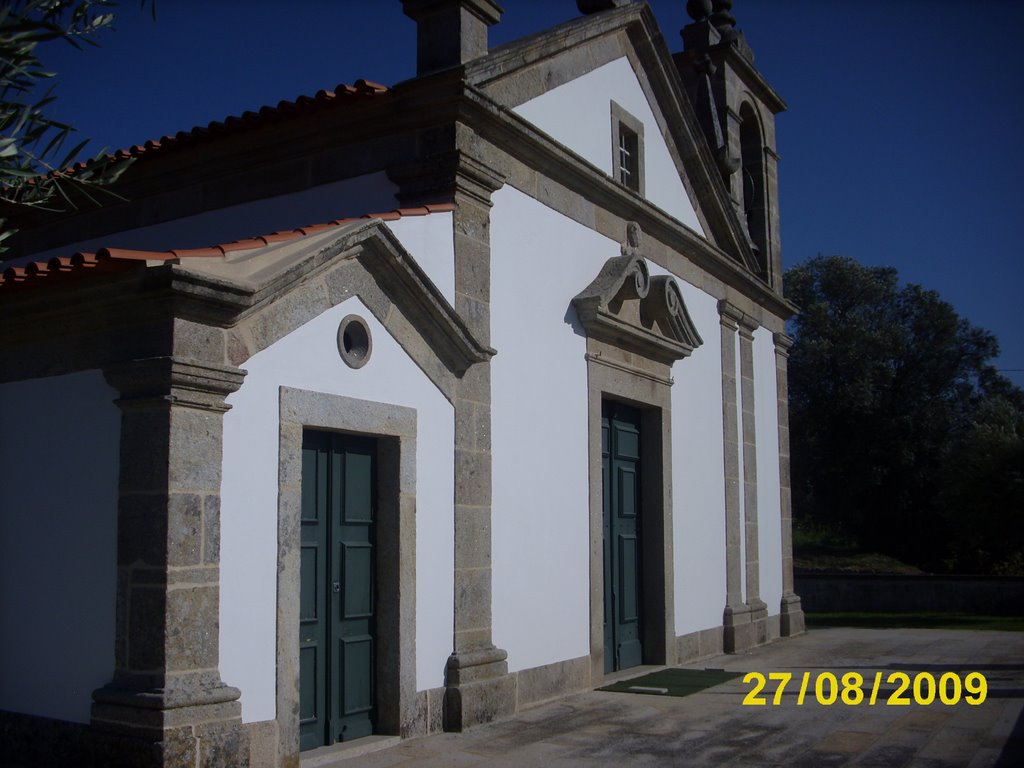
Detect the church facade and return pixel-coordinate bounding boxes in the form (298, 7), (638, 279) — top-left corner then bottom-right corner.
(0, 2), (804, 766)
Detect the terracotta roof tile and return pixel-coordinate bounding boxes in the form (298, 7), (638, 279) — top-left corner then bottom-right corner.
(22, 79), (390, 186)
(1, 203), (456, 294)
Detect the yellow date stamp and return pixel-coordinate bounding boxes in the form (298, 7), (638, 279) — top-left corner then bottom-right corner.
(741, 671), (988, 706)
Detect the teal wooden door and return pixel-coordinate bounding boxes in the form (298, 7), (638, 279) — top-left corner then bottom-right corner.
(300, 431), (376, 750)
(602, 402), (644, 673)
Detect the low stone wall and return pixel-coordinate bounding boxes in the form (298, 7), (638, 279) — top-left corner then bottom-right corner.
(795, 574), (1024, 616)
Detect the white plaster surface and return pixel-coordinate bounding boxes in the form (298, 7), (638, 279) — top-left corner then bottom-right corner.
(20, 172), (399, 263)
(660, 275), (729, 636)
(389, 211), (455, 305)
(490, 187), (611, 673)
(0, 370), (120, 723)
(754, 328), (783, 615)
(514, 57), (705, 236)
(220, 296), (454, 723)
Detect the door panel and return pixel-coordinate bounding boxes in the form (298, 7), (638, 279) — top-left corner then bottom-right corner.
(300, 431), (376, 749)
(602, 402), (644, 672)
(341, 543), (373, 618)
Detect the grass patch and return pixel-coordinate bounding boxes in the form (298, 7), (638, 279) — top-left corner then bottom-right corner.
(807, 612), (1024, 631)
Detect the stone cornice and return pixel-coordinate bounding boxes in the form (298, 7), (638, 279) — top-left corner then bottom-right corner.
(465, 2), (767, 280)
(718, 299), (744, 330)
(172, 221), (495, 375)
(738, 312), (760, 337)
(103, 356), (246, 413)
(712, 43), (787, 114)
(773, 331), (794, 356)
(457, 85), (796, 321)
(388, 149), (506, 207)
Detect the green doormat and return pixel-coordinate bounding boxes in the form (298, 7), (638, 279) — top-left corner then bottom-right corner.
(599, 668), (743, 697)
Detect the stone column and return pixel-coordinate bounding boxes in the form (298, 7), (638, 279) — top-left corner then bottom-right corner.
(443, 154), (516, 730)
(718, 301), (753, 652)
(91, 357), (248, 768)
(738, 316), (767, 645)
(773, 332), (805, 636)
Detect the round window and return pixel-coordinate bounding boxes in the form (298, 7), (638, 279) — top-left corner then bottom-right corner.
(337, 314), (372, 369)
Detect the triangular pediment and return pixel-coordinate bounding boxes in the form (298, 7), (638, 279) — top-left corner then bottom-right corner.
(175, 219), (494, 381)
(468, 3), (760, 275)
(571, 223), (703, 365)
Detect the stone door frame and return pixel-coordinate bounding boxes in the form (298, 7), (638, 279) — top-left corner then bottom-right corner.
(276, 387), (418, 763)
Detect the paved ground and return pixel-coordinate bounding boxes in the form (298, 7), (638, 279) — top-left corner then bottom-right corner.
(316, 627), (1024, 767)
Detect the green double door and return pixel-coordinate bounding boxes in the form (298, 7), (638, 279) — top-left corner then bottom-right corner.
(300, 431), (376, 750)
(602, 402), (644, 673)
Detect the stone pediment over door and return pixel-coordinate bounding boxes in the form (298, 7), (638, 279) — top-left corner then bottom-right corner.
(572, 222), (703, 366)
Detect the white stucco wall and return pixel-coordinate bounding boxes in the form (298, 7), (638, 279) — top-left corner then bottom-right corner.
(514, 57), (705, 236)
(219, 294), (455, 723)
(664, 279), (729, 636)
(0, 370), (120, 723)
(490, 186), (612, 673)
(21, 171), (399, 263)
(389, 211), (455, 305)
(754, 328), (783, 615)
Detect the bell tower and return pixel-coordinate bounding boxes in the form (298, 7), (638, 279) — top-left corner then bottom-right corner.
(676, 0), (786, 290)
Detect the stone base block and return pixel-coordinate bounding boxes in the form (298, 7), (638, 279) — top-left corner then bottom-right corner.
(724, 620), (758, 653)
(514, 655), (590, 709)
(723, 603), (756, 653)
(443, 674), (517, 732)
(404, 687), (446, 738)
(89, 683), (248, 767)
(780, 593), (806, 637)
(675, 626), (724, 663)
(445, 646), (508, 685)
(245, 720), (278, 768)
(749, 599), (770, 646)
(0, 714), (248, 768)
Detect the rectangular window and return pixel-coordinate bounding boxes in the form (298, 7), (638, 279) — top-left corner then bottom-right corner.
(610, 100), (644, 196)
(618, 125), (639, 191)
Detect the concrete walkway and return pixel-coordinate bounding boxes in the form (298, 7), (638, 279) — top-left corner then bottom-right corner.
(313, 627), (1024, 767)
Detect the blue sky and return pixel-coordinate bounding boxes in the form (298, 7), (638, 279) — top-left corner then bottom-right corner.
(28, 0), (1024, 386)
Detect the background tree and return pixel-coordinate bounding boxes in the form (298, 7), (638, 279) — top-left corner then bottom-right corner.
(0, 0), (150, 254)
(785, 255), (1024, 573)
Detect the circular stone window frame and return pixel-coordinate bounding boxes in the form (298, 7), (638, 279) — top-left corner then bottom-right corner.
(337, 314), (373, 369)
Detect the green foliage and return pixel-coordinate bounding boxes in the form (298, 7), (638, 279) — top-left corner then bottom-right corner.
(785, 255), (1024, 574)
(0, 0), (152, 253)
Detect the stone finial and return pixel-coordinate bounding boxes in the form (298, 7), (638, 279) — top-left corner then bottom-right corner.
(577, 0), (633, 13)
(686, 0), (713, 21)
(711, 0), (738, 40)
(402, 0), (503, 75)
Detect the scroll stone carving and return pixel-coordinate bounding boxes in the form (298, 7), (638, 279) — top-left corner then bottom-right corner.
(571, 223), (703, 364)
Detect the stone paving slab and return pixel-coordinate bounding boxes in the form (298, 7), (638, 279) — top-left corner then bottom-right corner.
(315, 628), (1024, 767)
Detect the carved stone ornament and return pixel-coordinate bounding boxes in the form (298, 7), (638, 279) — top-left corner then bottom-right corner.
(572, 223), (704, 364)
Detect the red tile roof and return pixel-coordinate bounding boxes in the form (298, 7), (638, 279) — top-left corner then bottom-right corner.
(1, 203), (455, 293)
(30, 79), (390, 182)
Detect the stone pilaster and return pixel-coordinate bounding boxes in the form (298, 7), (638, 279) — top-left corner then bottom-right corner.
(738, 316), (767, 645)
(443, 154), (516, 730)
(764, 146), (783, 290)
(92, 357), (248, 768)
(718, 301), (753, 652)
(773, 332), (805, 636)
